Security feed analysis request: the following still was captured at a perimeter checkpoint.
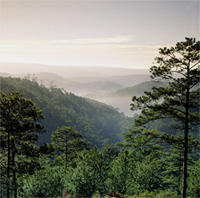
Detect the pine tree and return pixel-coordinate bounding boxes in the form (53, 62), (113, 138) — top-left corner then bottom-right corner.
(0, 91), (44, 198)
(51, 126), (89, 167)
(131, 38), (200, 197)
(66, 147), (109, 197)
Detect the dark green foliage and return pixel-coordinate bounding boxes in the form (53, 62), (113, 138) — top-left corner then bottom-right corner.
(131, 37), (200, 197)
(133, 190), (178, 198)
(17, 165), (66, 198)
(133, 154), (165, 194)
(117, 127), (164, 156)
(114, 127), (166, 196)
(108, 149), (135, 195)
(108, 149), (165, 196)
(187, 159), (200, 197)
(0, 76), (130, 147)
(64, 147), (110, 197)
(0, 91), (44, 198)
(101, 145), (119, 163)
(51, 126), (89, 167)
(162, 146), (184, 195)
(1, 38), (199, 197)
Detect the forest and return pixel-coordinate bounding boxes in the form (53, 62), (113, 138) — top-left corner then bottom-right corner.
(0, 38), (199, 198)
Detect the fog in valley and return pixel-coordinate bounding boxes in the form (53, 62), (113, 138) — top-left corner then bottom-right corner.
(0, 62), (152, 116)
(1, 0), (199, 196)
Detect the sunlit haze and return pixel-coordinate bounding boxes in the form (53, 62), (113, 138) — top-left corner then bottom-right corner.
(0, 0), (199, 70)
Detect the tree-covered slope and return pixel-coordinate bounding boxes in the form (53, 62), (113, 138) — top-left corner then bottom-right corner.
(0, 77), (131, 147)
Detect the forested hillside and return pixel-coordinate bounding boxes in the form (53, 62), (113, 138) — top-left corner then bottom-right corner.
(0, 76), (131, 146)
(1, 38), (199, 198)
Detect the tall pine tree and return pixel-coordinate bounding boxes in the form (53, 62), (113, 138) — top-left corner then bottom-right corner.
(0, 91), (44, 198)
(131, 38), (200, 197)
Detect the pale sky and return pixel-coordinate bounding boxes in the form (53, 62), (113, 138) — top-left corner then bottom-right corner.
(0, 0), (199, 69)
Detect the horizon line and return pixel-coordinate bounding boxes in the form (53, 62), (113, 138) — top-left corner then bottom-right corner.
(0, 61), (150, 70)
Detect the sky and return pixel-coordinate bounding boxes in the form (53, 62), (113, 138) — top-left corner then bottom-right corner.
(0, 0), (199, 69)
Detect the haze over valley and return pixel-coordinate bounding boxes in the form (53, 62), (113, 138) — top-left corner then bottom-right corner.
(0, 62), (151, 116)
(1, 1), (199, 197)
(1, 0), (197, 118)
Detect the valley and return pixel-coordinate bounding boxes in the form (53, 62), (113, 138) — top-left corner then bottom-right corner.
(0, 63), (151, 116)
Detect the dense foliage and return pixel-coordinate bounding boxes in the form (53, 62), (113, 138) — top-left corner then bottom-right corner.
(0, 76), (130, 147)
(0, 92), (45, 198)
(131, 37), (200, 197)
(0, 38), (199, 198)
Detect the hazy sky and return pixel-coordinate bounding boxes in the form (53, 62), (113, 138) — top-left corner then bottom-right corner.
(0, 0), (199, 69)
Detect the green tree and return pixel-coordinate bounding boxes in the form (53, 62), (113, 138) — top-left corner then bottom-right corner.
(117, 127), (164, 157)
(161, 134), (199, 195)
(133, 153), (165, 195)
(131, 38), (200, 197)
(65, 147), (109, 197)
(51, 126), (89, 167)
(0, 91), (44, 198)
(109, 149), (133, 195)
(187, 159), (200, 197)
(17, 165), (66, 198)
(101, 144), (119, 163)
(110, 146), (164, 196)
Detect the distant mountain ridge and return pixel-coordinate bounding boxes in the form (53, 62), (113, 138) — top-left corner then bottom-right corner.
(0, 62), (150, 77)
(69, 74), (151, 87)
(0, 63), (152, 117)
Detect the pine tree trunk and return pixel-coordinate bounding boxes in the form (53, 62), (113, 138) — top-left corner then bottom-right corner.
(182, 109), (189, 198)
(7, 131), (10, 198)
(182, 124), (188, 197)
(182, 66), (190, 198)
